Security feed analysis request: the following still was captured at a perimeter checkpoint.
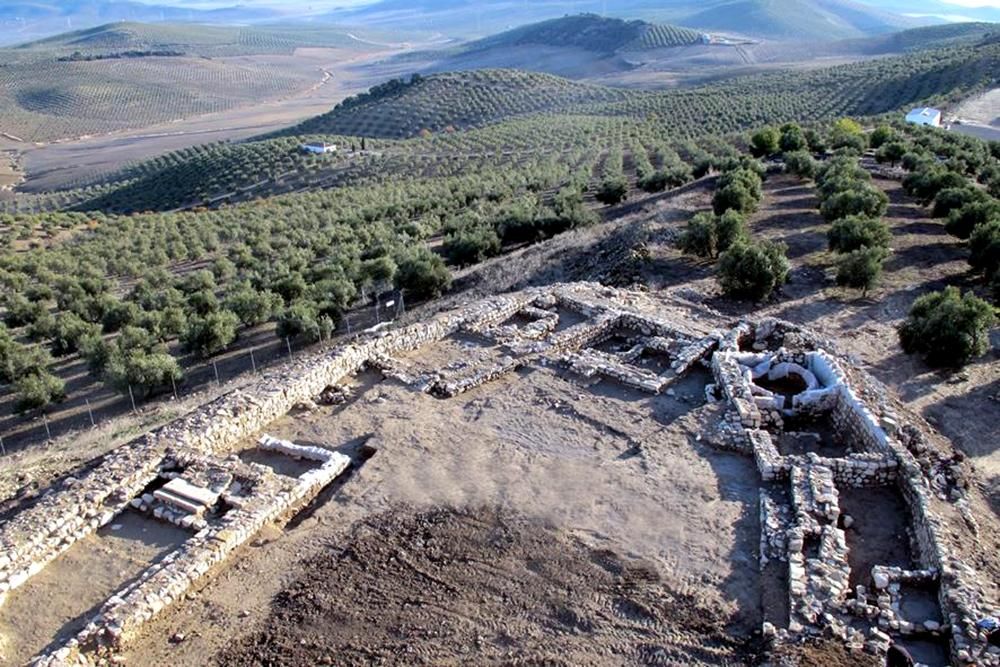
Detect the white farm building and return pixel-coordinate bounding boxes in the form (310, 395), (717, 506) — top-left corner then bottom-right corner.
(905, 107), (942, 127)
(301, 142), (337, 154)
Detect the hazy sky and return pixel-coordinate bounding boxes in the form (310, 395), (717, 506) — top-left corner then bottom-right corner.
(138, 0), (1000, 9)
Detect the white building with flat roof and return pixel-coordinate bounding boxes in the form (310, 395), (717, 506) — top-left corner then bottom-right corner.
(301, 142), (337, 154)
(905, 107), (942, 127)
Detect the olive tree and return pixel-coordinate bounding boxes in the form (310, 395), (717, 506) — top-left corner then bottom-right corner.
(898, 287), (995, 367)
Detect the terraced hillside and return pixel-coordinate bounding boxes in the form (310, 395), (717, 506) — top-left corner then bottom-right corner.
(15, 22), (407, 58)
(682, 0), (921, 41)
(289, 70), (634, 139)
(324, 0), (928, 42)
(466, 15), (702, 54)
(288, 41), (1000, 139)
(0, 54), (315, 143)
(0, 22), (411, 143)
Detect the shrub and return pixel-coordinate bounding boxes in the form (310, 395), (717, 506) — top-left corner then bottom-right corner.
(444, 222), (501, 266)
(13, 370), (65, 414)
(827, 215), (892, 253)
(276, 301), (321, 342)
(836, 246), (887, 296)
(751, 127), (781, 157)
(50, 312), (101, 357)
(395, 250), (452, 300)
(932, 186), (987, 219)
(869, 125), (896, 149)
(182, 310), (239, 357)
(875, 141), (907, 167)
(946, 200), (1000, 239)
(902, 166), (968, 205)
(717, 239), (790, 300)
(783, 150), (816, 180)
(898, 287), (995, 367)
(679, 212), (718, 258)
(595, 176), (628, 205)
(225, 286), (283, 326)
(779, 123), (807, 153)
(969, 218), (1000, 278)
(716, 210), (749, 253)
(820, 185), (888, 221)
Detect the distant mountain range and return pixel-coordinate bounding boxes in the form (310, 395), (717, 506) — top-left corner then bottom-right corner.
(1, 0), (997, 46)
(0, 1), (282, 45)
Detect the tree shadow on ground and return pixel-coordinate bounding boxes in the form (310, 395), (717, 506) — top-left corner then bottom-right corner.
(893, 221), (948, 237)
(922, 375), (1000, 459)
(883, 242), (966, 273)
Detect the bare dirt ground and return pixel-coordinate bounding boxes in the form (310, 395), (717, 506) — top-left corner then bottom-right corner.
(0, 512), (187, 664)
(218, 506), (758, 666)
(116, 330), (767, 665)
(5, 48), (409, 192)
(953, 87), (1000, 128)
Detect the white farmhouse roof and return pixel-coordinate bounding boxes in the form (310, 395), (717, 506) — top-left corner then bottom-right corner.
(906, 107), (941, 121)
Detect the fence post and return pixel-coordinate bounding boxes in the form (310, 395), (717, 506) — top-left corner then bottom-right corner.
(375, 299), (380, 324)
(286, 337), (293, 363)
(85, 398), (96, 428)
(0, 435), (5, 456)
(171, 377), (179, 401)
(128, 385), (137, 413)
(213, 360), (221, 387)
(250, 348), (257, 375)
(399, 290), (405, 316)
(43, 414), (51, 442)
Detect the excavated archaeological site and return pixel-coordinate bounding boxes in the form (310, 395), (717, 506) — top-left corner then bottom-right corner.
(0, 282), (997, 666)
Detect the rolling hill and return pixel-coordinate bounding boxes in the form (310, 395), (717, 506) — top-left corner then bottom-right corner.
(399, 15), (706, 79)
(325, 0), (933, 42)
(0, 1), (282, 46)
(0, 22), (412, 143)
(682, 0), (922, 41)
(465, 15), (703, 55)
(282, 39), (1000, 140)
(13, 21), (406, 56)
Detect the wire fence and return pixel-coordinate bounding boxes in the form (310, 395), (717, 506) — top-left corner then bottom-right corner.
(0, 291), (407, 458)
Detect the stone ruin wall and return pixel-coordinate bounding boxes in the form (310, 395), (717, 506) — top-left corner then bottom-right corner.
(0, 287), (996, 666)
(5, 290), (540, 666)
(713, 318), (998, 665)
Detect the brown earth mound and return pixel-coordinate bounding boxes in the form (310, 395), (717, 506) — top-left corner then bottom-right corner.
(218, 506), (760, 666)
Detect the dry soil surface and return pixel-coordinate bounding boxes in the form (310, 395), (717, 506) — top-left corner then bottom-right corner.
(219, 505), (759, 666)
(116, 331), (765, 665)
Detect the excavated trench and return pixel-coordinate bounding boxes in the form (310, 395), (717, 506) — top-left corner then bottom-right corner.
(0, 512), (187, 665)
